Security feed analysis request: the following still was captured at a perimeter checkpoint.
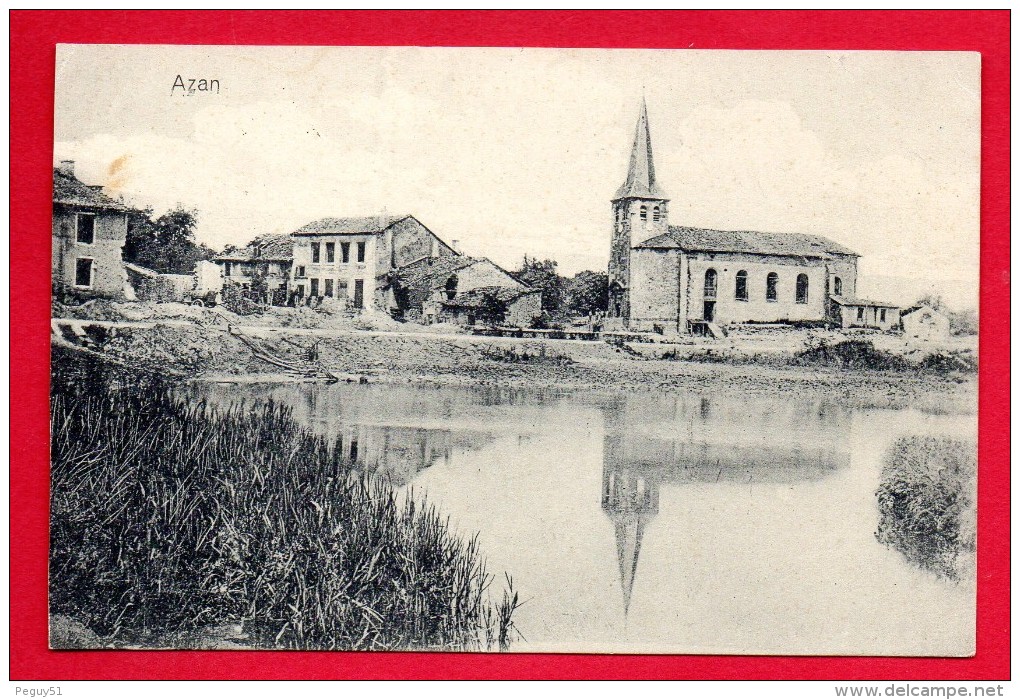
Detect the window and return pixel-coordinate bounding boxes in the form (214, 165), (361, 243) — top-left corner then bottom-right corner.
(857, 307), (864, 321)
(76, 213), (95, 245)
(703, 269), (718, 299)
(356, 241), (366, 263)
(337, 281), (349, 298)
(325, 279), (334, 297)
(74, 258), (94, 287)
(224, 262), (232, 276)
(295, 265), (306, 278)
(445, 274), (459, 301)
(652, 206), (660, 222)
(766, 272), (778, 302)
(326, 242), (335, 263)
(833, 276), (843, 296)
(311, 242), (320, 263)
(880, 308), (887, 322)
(639, 205), (647, 221)
(310, 278), (319, 297)
(796, 274), (809, 304)
(735, 270), (748, 301)
(341, 242), (351, 263)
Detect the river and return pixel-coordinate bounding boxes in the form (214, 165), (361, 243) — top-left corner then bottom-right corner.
(193, 380), (976, 656)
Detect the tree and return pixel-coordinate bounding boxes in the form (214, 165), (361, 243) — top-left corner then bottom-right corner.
(476, 292), (509, 327)
(514, 256), (565, 312)
(564, 270), (609, 316)
(125, 205), (215, 275)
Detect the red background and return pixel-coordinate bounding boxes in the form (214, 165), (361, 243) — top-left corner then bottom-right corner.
(10, 10), (1010, 680)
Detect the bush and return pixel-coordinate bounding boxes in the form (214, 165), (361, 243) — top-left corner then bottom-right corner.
(794, 339), (909, 372)
(480, 344), (574, 366)
(875, 436), (976, 580)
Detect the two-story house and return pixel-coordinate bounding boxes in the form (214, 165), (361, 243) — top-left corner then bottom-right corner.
(213, 233), (293, 300)
(52, 160), (130, 298)
(290, 215), (458, 312)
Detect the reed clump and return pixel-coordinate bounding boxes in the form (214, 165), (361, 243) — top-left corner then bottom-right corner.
(875, 435), (976, 580)
(49, 347), (519, 650)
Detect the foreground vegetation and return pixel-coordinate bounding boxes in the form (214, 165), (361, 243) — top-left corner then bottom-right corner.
(875, 436), (977, 580)
(50, 346), (520, 650)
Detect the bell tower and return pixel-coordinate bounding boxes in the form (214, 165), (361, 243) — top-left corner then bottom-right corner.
(608, 99), (669, 323)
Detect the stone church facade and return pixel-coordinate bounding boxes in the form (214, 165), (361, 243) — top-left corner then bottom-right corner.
(608, 101), (862, 334)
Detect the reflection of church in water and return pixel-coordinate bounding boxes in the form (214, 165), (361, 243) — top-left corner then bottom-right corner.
(600, 395), (853, 615)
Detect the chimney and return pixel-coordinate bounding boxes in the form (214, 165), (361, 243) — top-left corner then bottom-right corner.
(57, 160), (75, 177)
(451, 239), (460, 254)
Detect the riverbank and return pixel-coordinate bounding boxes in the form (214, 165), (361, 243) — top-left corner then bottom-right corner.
(55, 309), (978, 414)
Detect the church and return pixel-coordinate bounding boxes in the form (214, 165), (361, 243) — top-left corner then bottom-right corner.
(607, 101), (867, 335)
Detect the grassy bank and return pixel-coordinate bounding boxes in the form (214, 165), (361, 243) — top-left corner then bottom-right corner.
(875, 436), (977, 580)
(49, 346), (520, 650)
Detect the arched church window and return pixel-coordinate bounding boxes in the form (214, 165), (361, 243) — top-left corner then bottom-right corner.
(833, 276), (843, 296)
(640, 205), (647, 221)
(766, 272), (778, 302)
(445, 274), (458, 301)
(796, 274), (809, 304)
(704, 269), (718, 299)
(652, 206), (660, 222)
(735, 270), (748, 301)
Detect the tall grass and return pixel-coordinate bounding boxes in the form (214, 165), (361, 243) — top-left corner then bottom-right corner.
(50, 347), (519, 650)
(875, 436), (976, 580)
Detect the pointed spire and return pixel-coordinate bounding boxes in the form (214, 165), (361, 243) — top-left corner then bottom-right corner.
(614, 513), (648, 615)
(613, 98), (668, 201)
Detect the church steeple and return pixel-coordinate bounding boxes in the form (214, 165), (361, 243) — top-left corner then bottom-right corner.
(613, 98), (668, 202)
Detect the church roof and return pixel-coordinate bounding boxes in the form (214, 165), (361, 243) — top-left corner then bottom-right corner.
(635, 225), (859, 259)
(613, 99), (668, 201)
(292, 214), (409, 236)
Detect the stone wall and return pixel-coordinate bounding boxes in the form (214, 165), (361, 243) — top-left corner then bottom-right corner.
(685, 252), (829, 324)
(52, 208), (127, 298)
(629, 247), (680, 332)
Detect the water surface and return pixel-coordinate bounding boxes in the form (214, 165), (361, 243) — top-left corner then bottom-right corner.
(194, 381), (976, 655)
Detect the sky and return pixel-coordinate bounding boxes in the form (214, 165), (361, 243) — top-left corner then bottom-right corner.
(54, 45), (980, 308)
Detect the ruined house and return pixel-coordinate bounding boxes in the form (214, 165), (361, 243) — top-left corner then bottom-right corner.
(607, 101), (894, 335)
(393, 255), (540, 326)
(213, 233), (294, 301)
(52, 160), (129, 298)
(900, 304), (951, 341)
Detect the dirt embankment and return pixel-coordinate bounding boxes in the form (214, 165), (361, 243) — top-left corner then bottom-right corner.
(53, 301), (978, 413)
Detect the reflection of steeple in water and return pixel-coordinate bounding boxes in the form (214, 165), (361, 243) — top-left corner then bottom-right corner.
(601, 456), (660, 616)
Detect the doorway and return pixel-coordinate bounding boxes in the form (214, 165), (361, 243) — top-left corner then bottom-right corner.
(703, 301), (716, 322)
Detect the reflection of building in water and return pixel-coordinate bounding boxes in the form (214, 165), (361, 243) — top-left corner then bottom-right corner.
(601, 467), (659, 615)
(338, 425), (453, 486)
(600, 394), (852, 614)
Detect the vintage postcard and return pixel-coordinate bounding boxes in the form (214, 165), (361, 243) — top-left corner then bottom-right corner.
(49, 44), (979, 655)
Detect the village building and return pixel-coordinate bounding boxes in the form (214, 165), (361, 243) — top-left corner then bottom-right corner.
(831, 295), (902, 332)
(393, 255), (540, 326)
(213, 233), (293, 302)
(52, 160), (130, 298)
(289, 215), (458, 312)
(607, 102), (887, 335)
(900, 303), (951, 342)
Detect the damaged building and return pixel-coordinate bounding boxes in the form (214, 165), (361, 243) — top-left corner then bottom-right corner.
(393, 255), (540, 326)
(52, 160), (130, 299)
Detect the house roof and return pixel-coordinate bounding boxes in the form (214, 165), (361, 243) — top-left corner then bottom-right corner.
(901, 304), (944, 317)
(613, 99), (668, 201)
(634, 225), (859, 259)
(53, 169), (130, 211)
(292, 215), (408, 236)
(831, 294), (899, 309)
(215, 233), (294, 262)
(441, 285), (538, 309)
